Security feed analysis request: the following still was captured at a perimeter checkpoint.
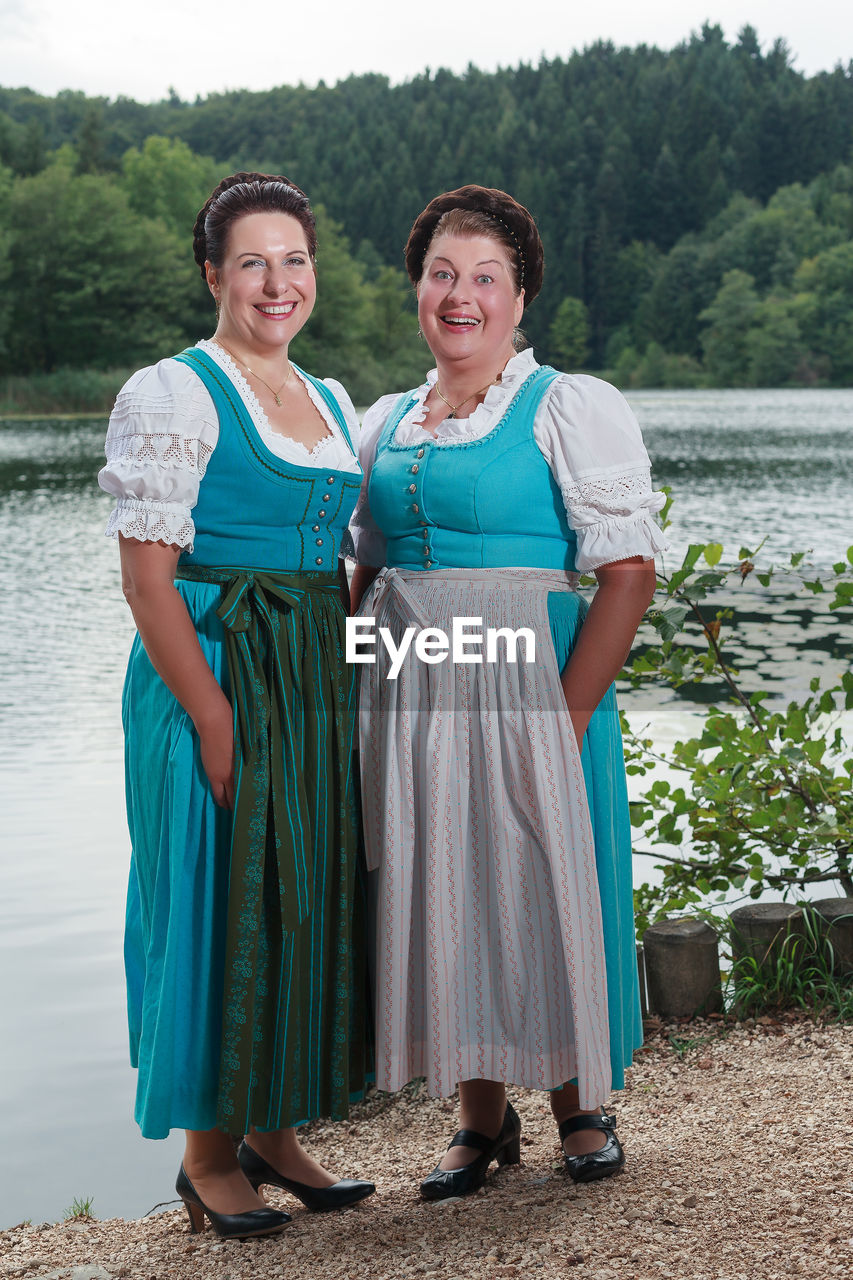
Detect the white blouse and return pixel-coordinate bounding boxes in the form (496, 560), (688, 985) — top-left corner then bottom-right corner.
(349, 348), (668, 573)
(98, 339), (361, 551)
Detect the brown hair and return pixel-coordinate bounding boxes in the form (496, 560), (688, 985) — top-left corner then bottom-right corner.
(404, 185), (545, 306)
(192, 171), (316, 280)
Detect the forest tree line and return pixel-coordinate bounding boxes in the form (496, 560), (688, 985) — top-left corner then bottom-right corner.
(1, 23), (852, 400)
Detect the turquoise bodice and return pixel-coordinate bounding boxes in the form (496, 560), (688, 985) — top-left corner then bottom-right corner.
(369, 364), (579, 572)
(172, 347), (361, 572)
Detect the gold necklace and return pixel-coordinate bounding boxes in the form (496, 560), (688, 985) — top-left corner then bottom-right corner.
(433, 372), (502, 419)
(216, 341), (293, 406)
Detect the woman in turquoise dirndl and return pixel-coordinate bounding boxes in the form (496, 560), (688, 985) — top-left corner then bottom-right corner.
(99, 173), (374, 1239)
(350, 186), (667, 1200)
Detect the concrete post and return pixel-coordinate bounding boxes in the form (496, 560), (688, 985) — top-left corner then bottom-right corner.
(812, 897), (853, 975)
(642, 918), (723, 1018)
(729, 903), (805, 968)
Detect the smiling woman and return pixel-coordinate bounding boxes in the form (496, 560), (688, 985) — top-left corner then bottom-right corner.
(348, 183), (666, 1204)
(97, 172), (374, 1240)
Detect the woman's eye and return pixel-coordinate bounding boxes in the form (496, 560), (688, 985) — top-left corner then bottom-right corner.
(476, 274), (494, 285)
(242, 259), (265, 268)
(285, 256), (306, 267)
(434, 270), (452, 280)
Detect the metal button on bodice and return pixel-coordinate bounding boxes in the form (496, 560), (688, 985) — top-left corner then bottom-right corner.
(326, 476), (335, 484)
(422, 546), (430, 557)
(322, 494), (331, 502)
(408, 484), (417, 494)
(312, 524), (320, 532)
(422, 529), (429, 539)
(315, 557), (323, 565)
(411, 503), (419, 513)
(417, 448), (425, 459)
(420, 520), (428, 527)
(315, 538), (323, 546)
(424, 559), (433, 567)
(411, 464), (419, 474)
(317, 509), (326, 518)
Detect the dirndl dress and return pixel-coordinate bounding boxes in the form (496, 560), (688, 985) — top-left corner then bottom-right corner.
(111, 346), (370, 1138)
(356, 362), (655, 1110)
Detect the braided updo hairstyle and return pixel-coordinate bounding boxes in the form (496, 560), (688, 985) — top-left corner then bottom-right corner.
(192, 171), (316, 280)
(404, 185), (545, 306)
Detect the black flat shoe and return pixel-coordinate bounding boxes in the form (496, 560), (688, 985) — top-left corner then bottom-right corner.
(237, 1141), (376, 1212)
(175, 1164), (291, 1239)
(419, 1101), (522, 1201)
(559, 1109), (625, 1183)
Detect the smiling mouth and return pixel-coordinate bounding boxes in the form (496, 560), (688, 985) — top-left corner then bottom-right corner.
(440, 315), (480, 328)
(255, 302), (297, 316)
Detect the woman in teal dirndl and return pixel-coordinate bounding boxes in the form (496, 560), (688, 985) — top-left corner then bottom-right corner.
(99, 173), (374, 1239)
(349, 186), (667, 1201)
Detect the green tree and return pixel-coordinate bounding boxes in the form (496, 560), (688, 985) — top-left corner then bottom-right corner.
(121, 135), (220, 236)
(744, 297), (805, 385)
(4, 162), (197, 373)
(549, 296), (590, 369)
(75, 104), (106, 174)
(699, 268), (760, 385)
(793, 242), (853, 382)
(0, 164), (13, 358)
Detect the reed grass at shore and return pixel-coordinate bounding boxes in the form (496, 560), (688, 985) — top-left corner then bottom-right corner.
(0, 368), (133, 417)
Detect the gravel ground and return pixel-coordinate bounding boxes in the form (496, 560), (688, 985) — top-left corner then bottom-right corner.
(3, 1015), (852, 1280)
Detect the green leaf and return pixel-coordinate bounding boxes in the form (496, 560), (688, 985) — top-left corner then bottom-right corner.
(682, 544), (705, 572)
(655, 604), (690, 642)
(703, 543), (723, 567)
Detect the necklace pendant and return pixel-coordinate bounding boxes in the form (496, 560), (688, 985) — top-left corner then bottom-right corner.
(274, 394), (282, 406)
(447, 411), (456, 419)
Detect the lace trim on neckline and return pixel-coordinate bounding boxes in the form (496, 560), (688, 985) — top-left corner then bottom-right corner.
(394, 348), (538, 444)
(198, 339), (339, 460)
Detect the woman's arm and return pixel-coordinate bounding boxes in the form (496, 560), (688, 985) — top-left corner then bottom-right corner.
(119, 535), (234, 808)
(349, 565), (381, 614)
(560, 556), (656, 746)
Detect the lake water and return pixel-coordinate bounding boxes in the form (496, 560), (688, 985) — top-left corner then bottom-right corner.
(1, 388), (851, 1229)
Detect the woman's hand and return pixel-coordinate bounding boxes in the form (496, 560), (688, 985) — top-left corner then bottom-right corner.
(560, 556), (657, 742)
(119, 535), (237, 806)
(196, 698), (235, 809)
(349, 564), (380, 613)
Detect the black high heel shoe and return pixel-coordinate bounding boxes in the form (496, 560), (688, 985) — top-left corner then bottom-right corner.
(175, 1164), (291, 1239)
(237, 1141), (376, 1212)
(559, 1109), (625, 1183)
(419, 1101), (522, 1201)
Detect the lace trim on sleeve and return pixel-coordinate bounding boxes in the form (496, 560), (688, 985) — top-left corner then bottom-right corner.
(559, 465), (665, 529)
(104, 427), (213, 477)
(105, 499), (195, 550)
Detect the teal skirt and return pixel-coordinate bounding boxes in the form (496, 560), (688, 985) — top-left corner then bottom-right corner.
(549, 590), (643, 1089)
(122, 574), (370, 1139)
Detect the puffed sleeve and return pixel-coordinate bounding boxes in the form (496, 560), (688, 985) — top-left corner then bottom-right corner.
(98, 358), (219, 551)
(535, 374), (669, 573)
(346, 392), (400, 567)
